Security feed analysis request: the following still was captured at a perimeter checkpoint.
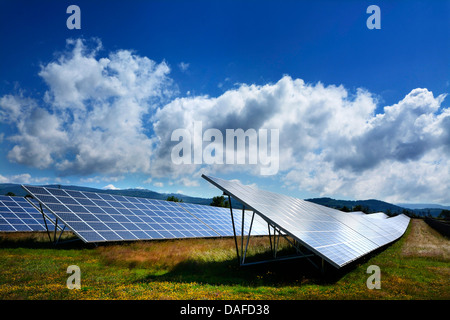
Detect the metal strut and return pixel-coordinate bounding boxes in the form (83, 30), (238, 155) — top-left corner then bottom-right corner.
(40, 203), (52, 243)
(227, 193), (317, 267)
(228, 194), (241, 265)
(26, 196), (73, 245)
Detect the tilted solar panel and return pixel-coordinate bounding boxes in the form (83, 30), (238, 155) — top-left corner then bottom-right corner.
(201, 175), (410, 268)
(366, 212), (389, 219)
(349, 211), (366, 216)
(0, 196), (55, 232)
(22, 185), (222, 243)
(178, 202), (268, 236)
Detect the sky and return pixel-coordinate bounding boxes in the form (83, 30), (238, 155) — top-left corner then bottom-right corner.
(0, 0), (449, 205)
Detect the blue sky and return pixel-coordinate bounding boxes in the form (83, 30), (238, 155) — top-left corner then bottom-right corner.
(0, 0), (449, 204)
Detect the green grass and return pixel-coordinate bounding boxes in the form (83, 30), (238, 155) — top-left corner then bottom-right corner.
(0, 219), (448, 300)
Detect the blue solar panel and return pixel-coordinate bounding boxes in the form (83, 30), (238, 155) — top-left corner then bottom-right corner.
(202, 175), (410, 268)
(0, 196), (57, 232)
(22, 186), (221, 243)
(178, 202), (268, 237)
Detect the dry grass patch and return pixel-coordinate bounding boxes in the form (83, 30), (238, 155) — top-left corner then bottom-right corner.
(401, 219), (450, 260)
(95, 236), (288, 270)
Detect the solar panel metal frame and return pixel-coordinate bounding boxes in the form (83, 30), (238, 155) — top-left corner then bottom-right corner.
(201, 174), (410, 269)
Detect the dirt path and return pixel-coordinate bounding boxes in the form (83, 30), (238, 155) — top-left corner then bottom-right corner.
(401, 219), (450, 260)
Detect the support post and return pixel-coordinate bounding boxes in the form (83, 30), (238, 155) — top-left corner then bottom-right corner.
(268, 224), (273, 252)
(241, 211), (255, 265)
(228, 194), (241, 265)
(224, 198), (322, 271)
(40, 203), (52, 243)
(53, 218), (59, 242)
(241, 205), (245, 260)
(56, 225), (66, 244)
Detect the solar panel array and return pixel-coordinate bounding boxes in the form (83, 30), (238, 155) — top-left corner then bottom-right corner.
(22, 185), (224, 242)
(202, 175), (410, 268)
(21, 185), (270, 243)
(0, 196), (57, 232)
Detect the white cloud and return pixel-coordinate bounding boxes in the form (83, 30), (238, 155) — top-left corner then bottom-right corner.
(179, 177), (199, 187)
(0, 38), (173, 177)
(143, 177), (152, 184)
(178, 62), (189, 72)
(152, 76), (449, 204)
(153, 182), (164, 188)
(0, 173), (50, 184)
(103, 184), (119, 190)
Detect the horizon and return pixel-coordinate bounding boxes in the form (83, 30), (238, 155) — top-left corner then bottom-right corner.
(1, 1), (449, 206)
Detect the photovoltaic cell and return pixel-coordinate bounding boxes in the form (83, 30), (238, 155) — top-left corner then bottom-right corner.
(0, 196), (57, 232)
(202, 175), (410, 268)
(178, 202), (268, 237)
(22, 186), (221, 243)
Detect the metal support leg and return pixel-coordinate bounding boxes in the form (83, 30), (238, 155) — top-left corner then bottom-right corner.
(268, 223), (273, 252)
(53, 218), (59, 243)
(36, 201), (68, 245)
(56, 225), (66, 244)
(40, 203), (52, 243)
(225, 201), (323, 271)
(242, 211), (255, 265)
(228, 194), (241, 265)
(241, 205), (245, 260)
(274, 227), (281, 258)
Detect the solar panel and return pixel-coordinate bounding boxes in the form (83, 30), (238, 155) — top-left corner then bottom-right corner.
(349, 211), (366, 216)
(0, 196), (53, 232)
(201, 175), (410, 268)
(178, 202), (268, 236)
(22, 186), (221, 243)
(366, 212), (389, 219)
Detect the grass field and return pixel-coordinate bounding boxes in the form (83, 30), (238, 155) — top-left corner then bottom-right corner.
(0, 219), (448, 300)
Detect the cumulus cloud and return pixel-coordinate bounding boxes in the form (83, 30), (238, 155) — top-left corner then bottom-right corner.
(103, 184), (120, 190)
(152, 76), (378, 176)
(326, 88), (448, 172)
(0, 38), (173, 176)
(152, 76), (449, 203)
(0, 173), (49, 184)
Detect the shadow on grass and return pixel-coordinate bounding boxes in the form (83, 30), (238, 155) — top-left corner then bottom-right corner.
(137, 240), (400, 288)
(0, 232), (92, 250)
(138, 249), (351, 287)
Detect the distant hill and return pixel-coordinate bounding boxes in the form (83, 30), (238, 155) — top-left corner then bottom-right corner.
(305, 197), (445, 218)
(396, 203), (450, 210)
